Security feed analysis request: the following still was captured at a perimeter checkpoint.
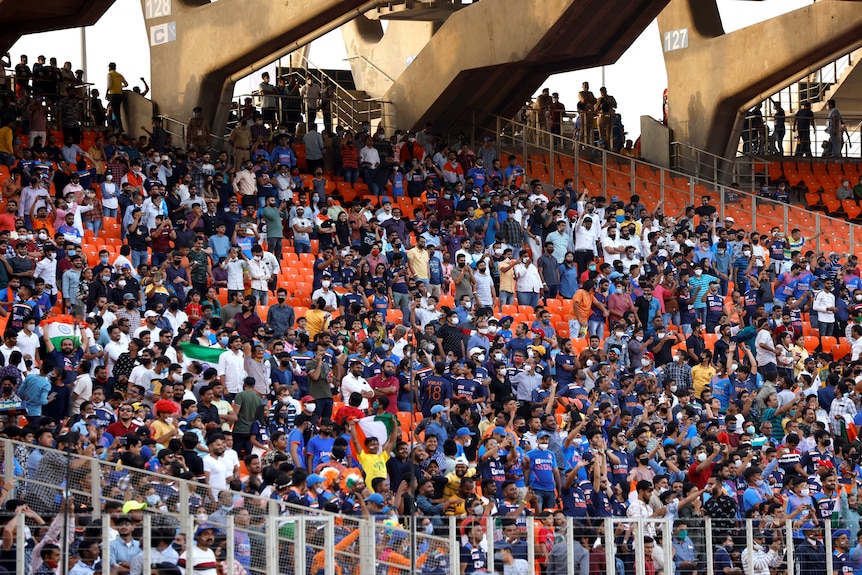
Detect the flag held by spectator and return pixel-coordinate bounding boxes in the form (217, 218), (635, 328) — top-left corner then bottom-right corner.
(354, 413), (396, 454)
(41, 315), (83, 349)
(180, 342), (227, 364)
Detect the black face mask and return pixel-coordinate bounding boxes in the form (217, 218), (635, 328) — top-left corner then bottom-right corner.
(241, 305), (249, 313)
(169, 302), (179, 311)
(126, 302), (136, 309)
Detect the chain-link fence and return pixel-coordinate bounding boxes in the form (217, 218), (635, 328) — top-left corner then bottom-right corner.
(1, 438), (852, 575)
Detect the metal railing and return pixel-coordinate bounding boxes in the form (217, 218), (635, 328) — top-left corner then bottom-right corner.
(2, 439), (846, 575)
(472, 112), (862, 253)
(156, 114), (230, 153)
(343, 54), (397, 85)
(274, 52), (395, 131)
(671, 140), (770, 185)
(740, 109), (862, 160)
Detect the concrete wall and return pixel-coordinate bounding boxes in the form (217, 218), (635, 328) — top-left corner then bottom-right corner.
(122, 91), (156, 144)
(140, 0), (369, 144)
(380, 0), (668, 133)
(659, 0), (862, 158)
(640, 116), (672, 169)
(342, 18), (438, 100)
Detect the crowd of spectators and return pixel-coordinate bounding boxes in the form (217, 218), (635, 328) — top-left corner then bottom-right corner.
(1, 61), (862, 575)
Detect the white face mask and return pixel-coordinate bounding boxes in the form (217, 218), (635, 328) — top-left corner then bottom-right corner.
(315, 486), (325, 494)
(450, 317), (460, 325)
(476, 354), (486, 362)
(165, 417), (174, 425)
(743, 250), (751, 257)
(800, 488), (810, 497)
(657, 332), (666, 339)
(306, 403), (317, 412)
(478, 327), (489, 334)
(635, 336), (643, 342)
(524, 364), (533, 373)
(118, 280), (126, 288)
(497, 368), (507, 377)
(494, 352), (504, 361)
(321, 280), (331, 288)
(615, 331), (624, 338)
(641, 358), (651, 367)
(537, 443), (548, 450)
(697, 452), (707, 462)
(464, 301), (472, 309)
(585, 359), (593, 367)
(694, 270), (703, 276)
(670, 385), (678, 393)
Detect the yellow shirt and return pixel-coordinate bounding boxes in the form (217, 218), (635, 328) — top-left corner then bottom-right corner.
(305, 308), (329, 340)
(357, 450), (389, 491)
(406, 247), (430, 280)
(691, 364), (717, 398)
(0, 126), (13, 155)
(107, 70), (127, 95)
(149, 419), (175, 446)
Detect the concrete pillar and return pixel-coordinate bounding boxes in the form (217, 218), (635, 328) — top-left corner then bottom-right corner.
(140, 0), (370, 145)
(341, 17), (439, 100)
(659, 0), (862, 158)
(377, 0), (666, 133)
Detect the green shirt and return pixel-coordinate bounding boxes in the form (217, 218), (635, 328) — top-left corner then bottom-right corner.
(233, 388), (263, 434)
(306, 358), (332, 399)
(187, 249), (209, 283)
(261, 206), (284, 238)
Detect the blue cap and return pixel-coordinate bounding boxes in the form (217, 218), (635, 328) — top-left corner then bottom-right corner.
(834, 529), (851, 540)
(495, 541), (512, 551)
(455, 427), (474, 437)
(492, 426), (507, 436)
(499, 316), (514, 325)
(195, 523), (215, 536)
(800, 522), (817, 531)
(430, 405), (447, 415)
(537, 430), (551, 439)
(306, 474), (324, 486)
(364, 493), (385, 505)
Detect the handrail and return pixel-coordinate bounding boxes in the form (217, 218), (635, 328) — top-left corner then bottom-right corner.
(747, 109), (862, 159)
(343, 54), (397, 84)
(157, 114), (230, 152)
(474, 111), (862, 252)
(671, 139), (770, 185)
(2, 433), (841, 575)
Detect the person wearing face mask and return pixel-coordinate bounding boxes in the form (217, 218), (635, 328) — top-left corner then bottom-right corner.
(150, 398), (181, 447)
(187, 106), (211, 152)
(513, 253), (543, 310)
(32, 245), (59, 305)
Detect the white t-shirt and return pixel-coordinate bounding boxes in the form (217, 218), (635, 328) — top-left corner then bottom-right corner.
(203, 454), (229, 498)
(16, 332), (39, 365)
(341, 373), (373, 409)
(755, 329), (777, 366)
(179, 546), (217, 575)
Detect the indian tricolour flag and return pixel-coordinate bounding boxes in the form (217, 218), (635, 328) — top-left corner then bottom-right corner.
(42, 315), (83, 349)
(180, 342), (227, 365)
(355, 414), (396, 453)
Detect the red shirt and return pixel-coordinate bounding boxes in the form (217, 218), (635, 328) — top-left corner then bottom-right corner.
(687, 460), (714, 489)
(105, 419), (140, 439)
(368, 373), (399, 414)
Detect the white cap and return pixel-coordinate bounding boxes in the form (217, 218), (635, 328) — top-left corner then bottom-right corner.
(105, 174), (113, 180)
(144, 310), (160, 318)
(469, 347), (484, 356)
